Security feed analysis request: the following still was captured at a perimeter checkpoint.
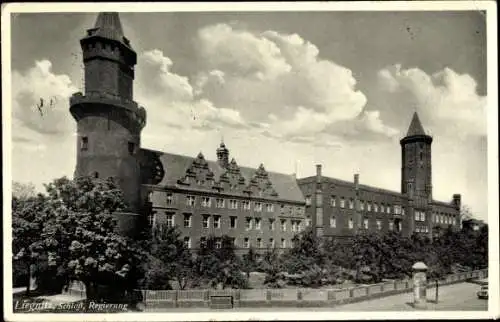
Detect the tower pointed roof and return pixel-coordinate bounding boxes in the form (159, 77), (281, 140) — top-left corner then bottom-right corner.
(90, 12), (129, 45)
(406, 112), (426, 137)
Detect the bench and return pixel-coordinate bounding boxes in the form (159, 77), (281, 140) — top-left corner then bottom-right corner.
(210, 295), (233, 309)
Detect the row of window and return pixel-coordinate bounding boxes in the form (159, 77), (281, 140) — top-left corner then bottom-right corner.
(179, 236), (294, 249)
(415, 210), (426, 222)
(433, 213), (457, 225)
(150, 213), (304, 232)
(168, 194), (304, 215)
(415, 211), (457, 226)
(305, 195), (404, 215)
(329, 216), (400, 231)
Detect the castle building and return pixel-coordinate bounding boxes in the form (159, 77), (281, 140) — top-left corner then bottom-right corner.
(298, 112), (462, 239)
(69, 12), (306, 253)
(69, 12), (462, 250)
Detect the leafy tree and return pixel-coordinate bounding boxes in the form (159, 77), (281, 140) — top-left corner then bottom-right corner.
(12, 192), (50, 294)
(13, 176), (147, 302)
(242, 246), (258, 279)
(192, 235), (247, 289)
(475, 225), (488, 268)
(261, 247), (284, 288)
(142, 226), (194, 290)
(281, 228), (326, 287)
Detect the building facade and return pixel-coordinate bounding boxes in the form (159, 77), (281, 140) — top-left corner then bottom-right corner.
(69, 12), (306, 252)
(298, 113), (462, 239)
(69, 12), (462, 250)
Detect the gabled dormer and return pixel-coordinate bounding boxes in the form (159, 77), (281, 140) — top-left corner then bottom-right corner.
(246, 163), (278, 197)
(178, 152), (215, 188)
(218, 158), (246, 192)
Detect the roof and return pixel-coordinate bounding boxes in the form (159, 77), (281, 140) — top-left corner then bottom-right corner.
(88, 12), (129, 46)
(298, 175), (405, 198)
(141, 148), (304, 203)
(406, 112), (427, 137)
(298, 175), (456, 206)
(431, 199), (456, 208)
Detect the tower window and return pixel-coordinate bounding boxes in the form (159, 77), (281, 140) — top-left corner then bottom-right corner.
(128, 141), (135, 155)
(420, 151), (423, 161)
(81, 137), (88, 151)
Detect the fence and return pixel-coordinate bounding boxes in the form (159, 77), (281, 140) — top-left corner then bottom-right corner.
(64, 268), (488, 309)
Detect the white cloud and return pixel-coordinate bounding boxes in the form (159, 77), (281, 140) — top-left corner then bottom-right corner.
(197, 24), (291, 81)
(12, 60), (78, 137)
(376, 64), (488, 221)
(11, 60), (78, 190)
(139, 49), (194, 102)
(135, 49), (247, 151)
(377, 64), (487, 137)
(194, 24), (395, 143)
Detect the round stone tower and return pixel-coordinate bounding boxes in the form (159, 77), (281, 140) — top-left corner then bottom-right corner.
(400, 112), (433, 237)
(69, 12), (146, 236)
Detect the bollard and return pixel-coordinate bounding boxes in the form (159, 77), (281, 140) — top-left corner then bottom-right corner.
(412, 262), (428, 309)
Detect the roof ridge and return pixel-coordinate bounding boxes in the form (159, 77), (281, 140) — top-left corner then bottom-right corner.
(140, 148), (296, 177)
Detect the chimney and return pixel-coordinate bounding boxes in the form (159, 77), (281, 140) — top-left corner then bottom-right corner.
(354, 173), (359, 190)
(316, 164), (322, 183)
(452, 194), (461, 210)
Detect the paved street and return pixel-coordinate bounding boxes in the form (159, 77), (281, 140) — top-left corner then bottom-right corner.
(143, 282), (487, 312)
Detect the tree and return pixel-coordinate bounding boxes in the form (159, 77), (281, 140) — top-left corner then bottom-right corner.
(143, 226), (194, 290)
(459, 205), (474, 230)
(192, 236), (247, 289)
(13, 176), (147, 303)
(261, 247), (284, 288)
(12, 181), (36, 199)
(474, 225), (488, 269)
(242, 246), (258, 279)
(12, 192), (50, 294)
(281, 228), (326, 287)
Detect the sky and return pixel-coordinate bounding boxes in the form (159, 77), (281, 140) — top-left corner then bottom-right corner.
(8, 9), (489, 222)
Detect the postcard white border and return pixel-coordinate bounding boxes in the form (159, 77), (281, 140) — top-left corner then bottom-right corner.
(2, 1), (498, 321)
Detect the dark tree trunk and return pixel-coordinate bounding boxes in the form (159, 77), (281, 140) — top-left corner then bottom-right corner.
(83, 281), (97, 302)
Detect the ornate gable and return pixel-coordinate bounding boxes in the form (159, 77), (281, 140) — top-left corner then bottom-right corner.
(178, 152), (215, 188)
(246, 163), (278, 197)
(218, 158), (246, 192)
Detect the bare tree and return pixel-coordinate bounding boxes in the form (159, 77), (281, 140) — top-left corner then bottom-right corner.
(459, 205), (474, 230)
(12, 181), (36, 200)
